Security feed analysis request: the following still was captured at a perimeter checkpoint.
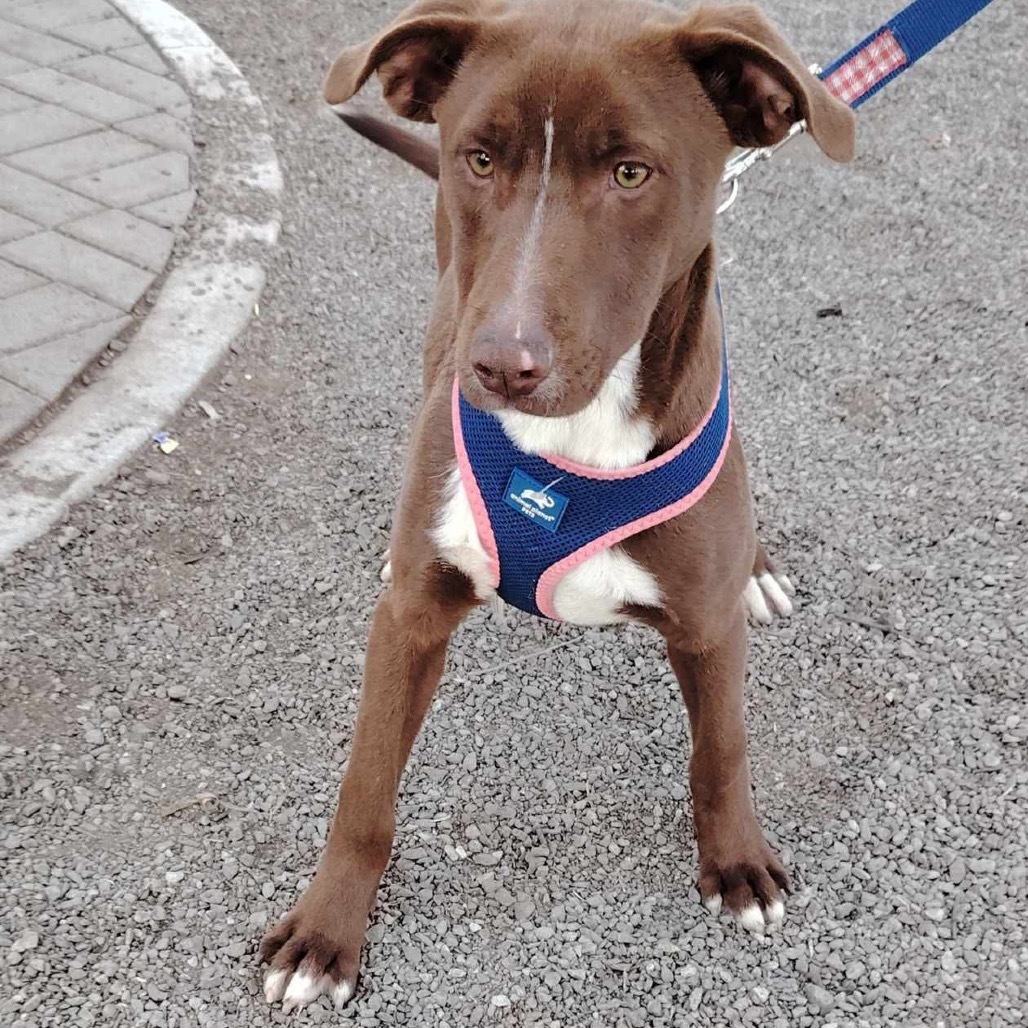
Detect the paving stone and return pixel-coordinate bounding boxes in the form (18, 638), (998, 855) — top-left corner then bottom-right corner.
(56, 17), (143, 52)
(0, 102), (100, 156)
(0, 19), (87, 66)
(132, 188), (195, 229)
(119, 111), (192, 155)
(0, 209), (39, 244)
(3, 66), (152, 122)
(0, 281), (117, 353)
(0, 164), (100, 226)
(0, 82), (38, 113)
(0, 0), (194, 455)
(0, 376), (44, 442)
(0, 315), (128, 399)
(4, 127), (155, 182)
(0, 256), (43, 298)
(1, 0), (117, 33)
(1, 230), (153, 309)
(69, 151), (188, 208)
(109, 42), (168, 76)
(57, 54), (186, 110)
(64, 208), (172, 272)
(0, 52), (36, 77)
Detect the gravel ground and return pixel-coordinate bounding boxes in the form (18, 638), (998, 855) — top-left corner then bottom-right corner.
(2, 1), (1026, 1026)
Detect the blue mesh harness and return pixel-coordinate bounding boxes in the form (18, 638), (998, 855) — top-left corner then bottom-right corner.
(453, 295), (732, 620)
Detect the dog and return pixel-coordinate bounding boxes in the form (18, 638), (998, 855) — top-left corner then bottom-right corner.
(261, 0), (855, 1011)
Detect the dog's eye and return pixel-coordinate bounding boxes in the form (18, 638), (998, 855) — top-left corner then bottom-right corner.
(467, 150), (494, 178)
(612, 161), (651, 190)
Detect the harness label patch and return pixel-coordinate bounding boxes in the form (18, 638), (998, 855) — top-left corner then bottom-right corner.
(504, 469), (568, 534)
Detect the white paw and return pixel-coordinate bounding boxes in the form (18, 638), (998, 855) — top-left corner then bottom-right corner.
(703, 895), (786, 932)
(380, 547), (392, 584)
(264, 965), (353, 1012)
(744, 572), (795, 623)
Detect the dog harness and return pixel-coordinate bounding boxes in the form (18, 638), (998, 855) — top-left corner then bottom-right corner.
(453, 292), (732, 620)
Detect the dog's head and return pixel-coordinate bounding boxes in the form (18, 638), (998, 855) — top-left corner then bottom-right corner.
(327, 0), (854, 415)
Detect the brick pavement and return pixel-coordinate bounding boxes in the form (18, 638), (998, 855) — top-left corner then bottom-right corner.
(0, 0), (195, 445)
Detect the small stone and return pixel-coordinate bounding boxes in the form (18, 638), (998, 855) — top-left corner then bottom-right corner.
(805, 984), (835, 1013)
(84, 728), (104, 746)
(513, 900), (535, 921)
(167, 685), (187, 700)
(12, 930), (39, 953)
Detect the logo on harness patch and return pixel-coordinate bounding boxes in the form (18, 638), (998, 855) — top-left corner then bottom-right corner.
(504, 469), (568, 533)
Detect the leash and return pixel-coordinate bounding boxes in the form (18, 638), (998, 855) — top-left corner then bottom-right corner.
(718, 0), (999, 211)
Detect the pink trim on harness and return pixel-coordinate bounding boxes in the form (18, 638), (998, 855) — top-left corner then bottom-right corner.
(452, 378), (500, 590)
(535, 412), (733, 619)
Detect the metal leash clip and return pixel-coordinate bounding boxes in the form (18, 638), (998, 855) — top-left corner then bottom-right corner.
(717, 65), (822, 214)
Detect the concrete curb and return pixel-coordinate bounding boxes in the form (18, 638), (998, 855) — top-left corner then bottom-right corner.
(0, 0), (282, 561)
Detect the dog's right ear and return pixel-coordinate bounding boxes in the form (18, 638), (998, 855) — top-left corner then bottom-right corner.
(324, 0), (491, 122)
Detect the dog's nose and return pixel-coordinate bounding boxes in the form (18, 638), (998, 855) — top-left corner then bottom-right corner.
(471, 325), (553, 399)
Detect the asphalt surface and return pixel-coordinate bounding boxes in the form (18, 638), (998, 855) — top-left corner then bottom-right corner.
(2, 1), (1026, 1026)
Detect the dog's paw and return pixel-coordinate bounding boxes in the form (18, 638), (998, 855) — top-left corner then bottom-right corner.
(262, 963), (354, 1013)
(743, 572), (795, 624)
(260, 897), (363, 1013)
(698, 843), (790, 933)
(380, 547), (392, 584)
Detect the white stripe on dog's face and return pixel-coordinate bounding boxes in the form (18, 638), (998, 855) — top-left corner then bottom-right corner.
(512, 113), (554, 342)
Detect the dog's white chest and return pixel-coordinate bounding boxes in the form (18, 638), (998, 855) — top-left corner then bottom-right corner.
(431, 345), (663, 626)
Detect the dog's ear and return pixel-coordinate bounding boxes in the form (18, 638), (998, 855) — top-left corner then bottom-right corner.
(674, 3), (855, 161)
(324, 0), (492, 121)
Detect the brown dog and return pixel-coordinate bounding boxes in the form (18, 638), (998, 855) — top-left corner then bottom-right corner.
(262, 0), (855, 1010)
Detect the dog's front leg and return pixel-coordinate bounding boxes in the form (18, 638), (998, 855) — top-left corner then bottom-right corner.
(261, 567), (473, 1011)
(667, 611), (789, 932)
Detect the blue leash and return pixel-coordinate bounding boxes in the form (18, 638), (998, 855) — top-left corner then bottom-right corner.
(820, 0), (999, 108)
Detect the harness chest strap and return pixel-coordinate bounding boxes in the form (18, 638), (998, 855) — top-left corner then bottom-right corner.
(453, 289), (732, 620)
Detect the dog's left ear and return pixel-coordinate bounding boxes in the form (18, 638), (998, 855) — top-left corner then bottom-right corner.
(674, 3), (856, 162)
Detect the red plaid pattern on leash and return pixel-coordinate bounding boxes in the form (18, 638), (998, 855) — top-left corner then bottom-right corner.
(823, 30), (909, 105)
